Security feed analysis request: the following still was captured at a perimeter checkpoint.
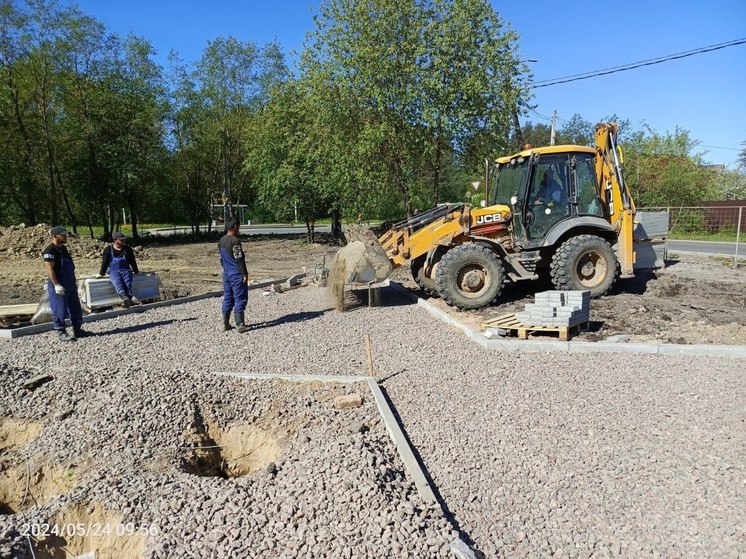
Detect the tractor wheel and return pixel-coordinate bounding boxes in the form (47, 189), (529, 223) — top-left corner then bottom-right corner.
(550, 235), (618, 296)
(435, 244), (504, 310)
(411, 255), (438, 296)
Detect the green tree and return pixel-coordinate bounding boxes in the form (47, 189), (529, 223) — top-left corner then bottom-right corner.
(557, 113), (594, 146)
(301, 0), (527, 218)
(195, 37), (287, 225)
(624, 125), (717, 207)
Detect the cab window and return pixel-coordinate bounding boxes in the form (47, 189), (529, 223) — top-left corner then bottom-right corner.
(575, 153), (604, 217)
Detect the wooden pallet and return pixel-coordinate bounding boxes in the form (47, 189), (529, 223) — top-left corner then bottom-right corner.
(482, 313), (588, 341)
(0, 303), (37, 328)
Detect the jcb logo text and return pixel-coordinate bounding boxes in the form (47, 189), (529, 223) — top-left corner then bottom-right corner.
(476, 214), (501, 224)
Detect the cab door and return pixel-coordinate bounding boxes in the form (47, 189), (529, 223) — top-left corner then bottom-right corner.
(525, 154), (571, 241)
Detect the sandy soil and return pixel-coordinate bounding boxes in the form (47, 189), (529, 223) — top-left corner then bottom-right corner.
(0, 225), (744, 345)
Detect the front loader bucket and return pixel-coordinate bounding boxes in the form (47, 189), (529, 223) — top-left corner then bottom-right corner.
(327, 226), (393, 310)
(339, 226), (393, 284)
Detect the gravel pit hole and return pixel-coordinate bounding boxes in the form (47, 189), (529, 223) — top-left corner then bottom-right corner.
(32, 502), (145, 559)
(0, 462), (76, 515)
(0, 417), (41, 452)
(181, 408), (283, 478)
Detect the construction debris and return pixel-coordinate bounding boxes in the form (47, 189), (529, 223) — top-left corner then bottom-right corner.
(334, 394), (363, 409)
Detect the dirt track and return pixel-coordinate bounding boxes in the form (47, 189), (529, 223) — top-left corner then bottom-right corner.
(0, 225), (744, 345)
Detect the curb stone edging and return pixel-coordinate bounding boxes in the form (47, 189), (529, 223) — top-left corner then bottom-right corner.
(215, 372), (476, 559)
(387, 282), (746, 358)
(0, 276), (297, 340)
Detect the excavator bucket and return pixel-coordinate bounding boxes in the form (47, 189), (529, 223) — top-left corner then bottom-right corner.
(337, 226), (393, 284)
(327, 226), (393, 310)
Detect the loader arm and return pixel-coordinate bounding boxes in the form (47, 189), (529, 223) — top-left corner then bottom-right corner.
(379, 204), (470, 267)
(594, 123), (636, 277)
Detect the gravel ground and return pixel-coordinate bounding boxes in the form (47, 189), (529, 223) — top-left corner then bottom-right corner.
(1, 284), (744, 558)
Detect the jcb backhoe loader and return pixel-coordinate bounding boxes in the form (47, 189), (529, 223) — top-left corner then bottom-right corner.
(334, 122), (664, 310)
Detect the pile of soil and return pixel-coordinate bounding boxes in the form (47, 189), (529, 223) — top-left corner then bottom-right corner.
(0, 224), (108, 260)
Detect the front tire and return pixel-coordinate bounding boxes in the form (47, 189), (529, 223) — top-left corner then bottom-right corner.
(435, 244), (504, 309)
(550, 235), (618, 296)
(411, 255), (438, 296)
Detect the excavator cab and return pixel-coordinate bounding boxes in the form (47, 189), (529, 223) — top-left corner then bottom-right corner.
(494, 149), (607, 249)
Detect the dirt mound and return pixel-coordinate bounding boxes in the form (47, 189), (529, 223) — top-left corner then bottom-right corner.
(0, 223), (108, 260)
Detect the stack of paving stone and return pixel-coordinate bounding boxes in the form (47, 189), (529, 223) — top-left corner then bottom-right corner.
(515, 290), (590, 327)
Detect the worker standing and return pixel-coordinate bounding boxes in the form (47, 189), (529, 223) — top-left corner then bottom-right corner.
(218, 218), (250, 333)
(96, 231), (140, 307)
(42, 226), (92, 342)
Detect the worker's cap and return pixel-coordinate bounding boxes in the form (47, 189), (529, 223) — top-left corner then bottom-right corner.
(50, 225), (68, 236)
(112, 231), (125, 240)
(225, 218), (240, 231)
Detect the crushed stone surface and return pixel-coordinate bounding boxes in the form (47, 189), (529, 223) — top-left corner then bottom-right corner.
(1, 284), (744, 558)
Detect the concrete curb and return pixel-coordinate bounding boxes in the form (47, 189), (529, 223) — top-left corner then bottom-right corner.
(215, 372), (475, 559)
(387, 282), (746, 358)
(0, 276), (297, 340)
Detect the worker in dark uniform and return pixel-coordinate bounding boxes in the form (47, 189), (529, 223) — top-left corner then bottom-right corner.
(96, 231), (140, 307)
(42, 226), (92, 342)
(218, 218), (250, 333)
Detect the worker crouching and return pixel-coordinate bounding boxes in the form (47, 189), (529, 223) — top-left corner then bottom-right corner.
(96, 231), (140, 307)
(218, 218), (250, 333)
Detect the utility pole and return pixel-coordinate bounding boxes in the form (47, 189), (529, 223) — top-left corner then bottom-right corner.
(550, 110), (558, 146)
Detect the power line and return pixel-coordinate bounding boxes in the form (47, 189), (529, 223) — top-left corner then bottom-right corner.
(528, 107), (552, 121)
(531, 38), (746, 88)
(700, 144), (741, 151)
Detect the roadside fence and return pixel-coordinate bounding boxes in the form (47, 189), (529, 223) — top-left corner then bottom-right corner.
(642, 205), (743, 265)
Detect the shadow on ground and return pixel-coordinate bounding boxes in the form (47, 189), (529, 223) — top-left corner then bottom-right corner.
(247, 311), (326, 331)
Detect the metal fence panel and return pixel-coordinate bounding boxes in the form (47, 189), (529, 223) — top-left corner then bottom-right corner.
(642, 205), (743, 265)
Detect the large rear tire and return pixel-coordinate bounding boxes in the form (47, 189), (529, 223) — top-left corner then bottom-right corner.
(550, 235), (618, 296)
(435, 244), (504, 310)
(411, 255), (438, 296)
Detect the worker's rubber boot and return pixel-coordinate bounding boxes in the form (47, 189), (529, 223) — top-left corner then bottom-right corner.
(222, 311), (233, 331)
(119, 293), (132, 308)
(73, 325), (93, 338)
(234, 312), (250, 333)
(58, 329), (76, 342)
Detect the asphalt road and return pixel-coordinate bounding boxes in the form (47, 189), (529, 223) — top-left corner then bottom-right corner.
(147, 225), (741, 257)
(666, 239), (740, 256)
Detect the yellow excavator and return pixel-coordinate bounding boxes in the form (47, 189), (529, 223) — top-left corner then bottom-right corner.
(334, 122), (664, 310)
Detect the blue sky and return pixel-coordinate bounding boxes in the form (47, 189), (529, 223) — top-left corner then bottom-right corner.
(73, 0), (746, 167)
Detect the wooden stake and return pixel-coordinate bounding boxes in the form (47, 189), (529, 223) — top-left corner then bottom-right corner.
(365, 333), (374, 376)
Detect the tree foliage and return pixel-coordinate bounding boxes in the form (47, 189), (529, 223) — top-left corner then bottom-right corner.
(300, 0), (528, 218)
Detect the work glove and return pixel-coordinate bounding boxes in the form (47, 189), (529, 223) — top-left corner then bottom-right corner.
(54, 284), (66, 296)
(93, 274), (102, 279)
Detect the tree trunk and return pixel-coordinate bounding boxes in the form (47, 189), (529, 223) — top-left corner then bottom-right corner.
(54, 162), (78, 235)
(128, 195), (139, 240)
(433, 141), (441, 206)
(512, 109), (524, 148)
(331, 209), (342, 237)
(305, 217), (315, 244)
